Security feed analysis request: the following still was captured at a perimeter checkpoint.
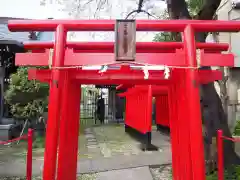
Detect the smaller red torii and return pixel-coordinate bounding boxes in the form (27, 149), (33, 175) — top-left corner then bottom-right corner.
(117, 66), (224, 149)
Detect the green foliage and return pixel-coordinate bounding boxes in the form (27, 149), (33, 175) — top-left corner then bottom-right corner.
(33, 136), (45, 148)
(168, 165), (240, 179)
(153, 0), (205, 42)
(206, 165), (240, 180)
(153, 32), (174, 42)
(4, 67), (49, 121)
(187, 0), (204, 17)
(233, 120), (240, 136)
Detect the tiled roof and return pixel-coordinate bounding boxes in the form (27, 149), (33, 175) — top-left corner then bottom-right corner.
(0, 17), (55, 42)
(0, 17), (31, 42)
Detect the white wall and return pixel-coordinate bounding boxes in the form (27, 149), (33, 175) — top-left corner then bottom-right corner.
(217, 0), (240, 66)
(217, 0), (240, 130)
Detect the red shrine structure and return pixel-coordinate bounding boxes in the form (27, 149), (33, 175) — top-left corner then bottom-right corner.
(7, 19), (240, 180)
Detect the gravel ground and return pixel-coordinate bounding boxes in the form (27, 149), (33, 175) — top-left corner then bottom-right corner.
(150, 165), (172, 180)
(0, 174), (97, 180)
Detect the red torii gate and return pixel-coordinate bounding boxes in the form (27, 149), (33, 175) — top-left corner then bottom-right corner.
(7, 19), (240, 180)
(118, 85), (170, 149)
(116, 65), (224, 149)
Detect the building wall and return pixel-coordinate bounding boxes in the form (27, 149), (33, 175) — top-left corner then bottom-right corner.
(217, 0), (240, 131)
(217, 0), (240, 66)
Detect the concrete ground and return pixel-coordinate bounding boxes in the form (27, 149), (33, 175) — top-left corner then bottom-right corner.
(3, 124), (240, 179)
(0, 124), (172, 180)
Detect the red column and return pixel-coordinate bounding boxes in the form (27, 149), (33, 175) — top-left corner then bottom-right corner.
(57, 71), (81, 180)
(43, 24), (67, 180)
(217, 130), (224, 180)
(168, 82), (180, 180)
(183, 25), (206, 180)
(178, 69), (192, 180)
(26, 129), (33, 180)
(156, 95), (169, 127)
(172, 69), (192, 180)
(146, 85), (152, 133)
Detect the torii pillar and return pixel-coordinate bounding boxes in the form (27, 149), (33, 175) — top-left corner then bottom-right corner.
(40, 25), (81, 180)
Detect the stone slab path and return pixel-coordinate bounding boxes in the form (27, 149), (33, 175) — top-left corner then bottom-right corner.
(96, 167), (153, 180)
(0, 125), (172, 179)
(84, 128), (102, 158)
(0, 150), (171, 177)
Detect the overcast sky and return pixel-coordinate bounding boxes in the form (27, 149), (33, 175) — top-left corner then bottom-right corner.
(0, 0), (166, 41)
(0, 0), (61, 19)
(0, 0), (167, 70)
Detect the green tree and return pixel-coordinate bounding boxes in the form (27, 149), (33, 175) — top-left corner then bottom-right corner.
(4, 67), (49, 121)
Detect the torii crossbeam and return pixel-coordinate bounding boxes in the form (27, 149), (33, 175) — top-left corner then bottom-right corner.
(8, 19), (240, 180)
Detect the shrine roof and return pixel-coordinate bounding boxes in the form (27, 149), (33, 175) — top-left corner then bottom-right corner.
(0, 17), (32, 42)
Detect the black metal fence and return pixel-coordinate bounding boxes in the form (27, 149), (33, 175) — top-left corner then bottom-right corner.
(79, 86), (126, 127)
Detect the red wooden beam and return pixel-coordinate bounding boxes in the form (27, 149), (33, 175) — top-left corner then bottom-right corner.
(28, 68), (222, 85)
(16, 49), (186, 67)
(197, 69), (222, 84)
(116, 84), (134, 90)
(116, 68), (223, 91)
(117, 69), (222, 93)
(118, 85), (169, 97)
(200, 51), (234, 67)
(23, 41), (229, 53)
(28, 68), (171, 85)
(8, 19), (240, 32)
(17, 49), (234, 67)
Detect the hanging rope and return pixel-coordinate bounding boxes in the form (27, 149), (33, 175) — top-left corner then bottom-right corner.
(47, 61), (200, 70)
(48, 49), (53, 69)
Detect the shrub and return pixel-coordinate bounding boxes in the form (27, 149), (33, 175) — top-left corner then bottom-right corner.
(4, 67), (49, 121)
(233, 120), (240, 136)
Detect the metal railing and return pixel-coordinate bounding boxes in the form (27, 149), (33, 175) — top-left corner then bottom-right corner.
(0, 129), (33, 180)
(217, 129), (240, 180)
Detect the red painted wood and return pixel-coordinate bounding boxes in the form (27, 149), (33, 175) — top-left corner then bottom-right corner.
(10, 19), (240, 180)
(57, 70), (81, 180)
(26, 129), (33, 180)
(155, 95), (170, 127)
(125, 89), (152, 133)
(183, 25), (206, 180)
(28, 68), (223, 85)
(8, 19), (240, 32)
(197, 70), (222, 84)
(28, 69), (170, 84)
(23, 41), (229, 53)
(200, 51), (234, 67)
(16, 50), (186, 67)
(118, 85), (168, 97)
(16, 50), (234, 67)
(43, 25), (66, 180)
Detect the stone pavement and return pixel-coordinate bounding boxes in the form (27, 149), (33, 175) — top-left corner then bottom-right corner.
(0, 125), (172, 179)
(96, 167), (153, 180)
(0, 150), (171, 177)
